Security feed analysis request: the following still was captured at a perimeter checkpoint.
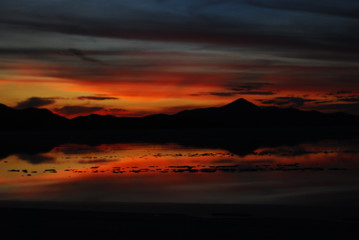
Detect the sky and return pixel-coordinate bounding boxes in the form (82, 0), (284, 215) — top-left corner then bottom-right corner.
(0, 0), (358, 118)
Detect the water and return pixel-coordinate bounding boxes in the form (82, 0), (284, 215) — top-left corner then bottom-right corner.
(1, 137), (359, 205)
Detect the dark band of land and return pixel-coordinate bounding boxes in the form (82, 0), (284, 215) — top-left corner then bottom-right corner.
(1, 201), (359, 239)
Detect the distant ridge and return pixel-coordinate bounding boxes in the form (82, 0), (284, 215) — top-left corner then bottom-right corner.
(0, 98), (358, 131)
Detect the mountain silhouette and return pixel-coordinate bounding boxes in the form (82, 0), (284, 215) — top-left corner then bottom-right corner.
(221, 98), (260, 111)
(172, 98), (263, 127)
(0, 106), (67, 131)
(0, 98), (358, 131)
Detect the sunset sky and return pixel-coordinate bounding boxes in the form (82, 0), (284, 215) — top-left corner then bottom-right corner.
(0, 0), (358, 118)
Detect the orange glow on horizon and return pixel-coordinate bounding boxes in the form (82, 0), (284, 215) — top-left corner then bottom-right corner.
(1, 57), (358, 117)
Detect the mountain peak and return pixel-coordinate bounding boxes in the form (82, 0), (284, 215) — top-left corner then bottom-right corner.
(221, 98), (259, 111)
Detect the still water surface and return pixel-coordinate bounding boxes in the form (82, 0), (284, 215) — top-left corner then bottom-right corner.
(1, 138), (359, 205)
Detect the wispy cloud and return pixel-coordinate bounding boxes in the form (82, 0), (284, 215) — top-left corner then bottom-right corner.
(230, 82), (272, 91)
(192, 91), (274, 97)
(77, 96), (119, 101)
(54, 106), (104, 117)
(67, 48), (109, 66)
(191, 82), (275, 97)
(246, 0), (359, 19)
(258, 97), (316, 108)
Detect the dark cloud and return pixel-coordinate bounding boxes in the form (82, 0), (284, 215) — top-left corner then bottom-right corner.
(246, 0), (359, 19)
(310, 94), (359, 115)
(230, 82), (272, 91)
(257, 147), (313, 157)
(78, 159), (117, 164)
(313, 103), (359, 115)
(237, 91), (275, 95)
(77, 96), (119, 101)
(338, 96), (359, 103)
(258, 97), (316, 108)
(15, 97), (56, 109)
(0, 48), (63, 55)
(230, 82), (274, 95)
(54, 106), (104, 116)
(314, 100), (336, 104)
(191, 82), (274, 97)
(336, 90), (352, 94)
(326, 90), (353, 96)
(67, 48), (109, 66)
(102, 108), (131, 116)
(0, 48), (127, 57)
(318, 93), (359, 103)
(191, 91), (274, 97)
(208, 92), (238, 97)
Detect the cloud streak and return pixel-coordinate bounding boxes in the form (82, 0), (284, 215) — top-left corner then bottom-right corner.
(258, 97), (316, 108)
(77, 96), (119, 101)
(54, 106), (104, 117)
(67, 48), (109, 66)
(191, 82), (275, 97)
(246, 0), (359, 19)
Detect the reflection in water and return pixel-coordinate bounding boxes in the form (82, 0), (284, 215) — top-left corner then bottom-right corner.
(1, 138), (359, 205)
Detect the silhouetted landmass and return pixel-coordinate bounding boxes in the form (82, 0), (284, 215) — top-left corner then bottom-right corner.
(1, 98), (358, 160)
(0, 103), (68, 131)
(0, 98), (358, 131)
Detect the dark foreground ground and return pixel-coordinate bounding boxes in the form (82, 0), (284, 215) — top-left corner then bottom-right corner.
(1, 201), (359, 239)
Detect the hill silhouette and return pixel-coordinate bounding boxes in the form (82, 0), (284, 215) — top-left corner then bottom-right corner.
(0, 98), (358, 131)
(0, 104), (68, 131)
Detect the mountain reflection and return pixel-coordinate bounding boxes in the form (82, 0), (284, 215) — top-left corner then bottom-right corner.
(1, 128), (359, 205)
(1, 127), (358, 162)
